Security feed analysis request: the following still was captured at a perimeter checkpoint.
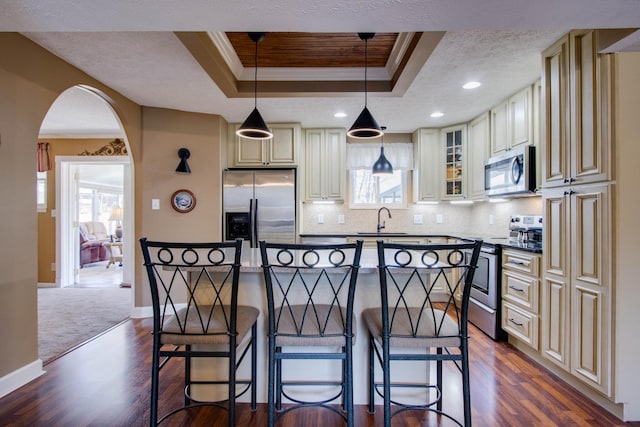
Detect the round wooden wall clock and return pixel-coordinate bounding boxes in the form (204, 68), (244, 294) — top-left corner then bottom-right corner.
(171, 189), (196, 213)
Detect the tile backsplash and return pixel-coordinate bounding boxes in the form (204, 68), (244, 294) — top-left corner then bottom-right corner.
(301, 197), (542, 237)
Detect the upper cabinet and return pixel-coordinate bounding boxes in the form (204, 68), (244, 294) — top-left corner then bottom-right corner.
(412, 128), (440, 203)
(541, 30), (611, 188)
(467, 113), (490, 200)
(490, 85), (533, 156)
(229, 123), (301, 167)
(304, 128), (346, 202)
(442, 124), (467, 200)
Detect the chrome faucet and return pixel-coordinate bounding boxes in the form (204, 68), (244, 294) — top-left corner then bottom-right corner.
(377, 207), (391, 233)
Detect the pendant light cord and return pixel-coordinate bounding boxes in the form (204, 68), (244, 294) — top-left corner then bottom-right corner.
(253, 39), (258, 109)
(364, 37), (368, 107)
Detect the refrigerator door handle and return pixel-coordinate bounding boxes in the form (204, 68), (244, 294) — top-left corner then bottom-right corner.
(253, 198), (259, 248)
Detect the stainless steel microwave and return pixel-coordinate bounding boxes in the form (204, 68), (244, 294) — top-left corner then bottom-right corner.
(484, 145), (536, 196)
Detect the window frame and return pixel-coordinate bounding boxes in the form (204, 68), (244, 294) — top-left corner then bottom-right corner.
(347, 168), (409, 210)
(37, 171), (47, 212)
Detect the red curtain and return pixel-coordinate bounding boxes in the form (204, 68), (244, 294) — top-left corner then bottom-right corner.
(37, 142), (51, 172)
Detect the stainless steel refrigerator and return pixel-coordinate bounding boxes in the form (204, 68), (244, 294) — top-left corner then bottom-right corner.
(222, 169), (296, 248)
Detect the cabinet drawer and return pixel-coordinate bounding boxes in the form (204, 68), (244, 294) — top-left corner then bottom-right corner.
(502, 270), (539, 312)
(502, 301), (539, 350)
(502, 249), (540, 276)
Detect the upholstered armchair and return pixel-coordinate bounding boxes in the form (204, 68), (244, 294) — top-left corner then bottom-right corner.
(79, 222), (112, 267)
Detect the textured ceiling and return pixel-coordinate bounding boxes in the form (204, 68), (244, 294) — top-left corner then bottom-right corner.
(3, 0), (638, 136)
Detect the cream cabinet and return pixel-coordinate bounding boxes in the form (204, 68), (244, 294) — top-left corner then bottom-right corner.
(467, 113), (490, 200)
(490, 85), (533, 156)
(412, 128), (440, 203)
(304, 128), (346, 202)
(441, 125), (467, 200)
(542, 183), (612, 396)
(542, 30), (611, 189)
(540, 30), (613, 397)
(501, 249), (541, 350)
(230, 123), (300, 167)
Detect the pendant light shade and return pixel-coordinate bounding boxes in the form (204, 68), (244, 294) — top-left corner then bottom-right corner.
(372, 126), (393, 176)
(348, 33), (383, 139)
(237, 32), (273, 140)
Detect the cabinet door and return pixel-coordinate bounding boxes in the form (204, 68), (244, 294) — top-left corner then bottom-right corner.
(412, 128), (440, 202)
(324, 129), (346, 200)
(442, 125), (466, 200)
(543, 187), (570, 280)
(268, 125), (298, 165)
(236, 137), (266, 166)
(304, 129), (324, 200)
(509, 85), (533, 150)
(468, 113), (490, 199)
(490, 101), (508, 155)
(541, 275), (570, 370)
(569, 30), (611, 185)
(570, 183), (610, 395)
(542, 35), (570, 188)
(304, 128), (345, 202)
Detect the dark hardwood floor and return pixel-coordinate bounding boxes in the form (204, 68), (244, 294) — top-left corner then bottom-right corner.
(0, 318), (635, 426)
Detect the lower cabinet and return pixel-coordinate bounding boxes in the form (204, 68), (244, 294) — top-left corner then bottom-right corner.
(541, 183), (612, 396)
(501, 249), (541, 350)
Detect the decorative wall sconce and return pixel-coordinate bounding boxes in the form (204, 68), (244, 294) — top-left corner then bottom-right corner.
(175, 148), (191, 173)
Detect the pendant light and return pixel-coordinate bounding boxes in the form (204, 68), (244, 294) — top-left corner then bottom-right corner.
(348, 33), (383, 139)
(372, 126), (393, 175)
(237, 32), (273, 140)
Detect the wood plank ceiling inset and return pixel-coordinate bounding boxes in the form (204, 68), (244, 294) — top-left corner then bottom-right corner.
(226, 32), (398, 68)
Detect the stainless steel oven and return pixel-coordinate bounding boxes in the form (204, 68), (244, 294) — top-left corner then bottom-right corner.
(464, 244), (506, 340)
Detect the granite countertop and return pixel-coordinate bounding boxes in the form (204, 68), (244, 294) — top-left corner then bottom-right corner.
(300, 233), (543, 253)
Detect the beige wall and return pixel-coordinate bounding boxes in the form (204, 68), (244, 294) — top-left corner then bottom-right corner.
(0, 33), (142, 378)
(613, 52), (640, 418)
(137, 107), (227, 306)
(37, 138), (119, 283)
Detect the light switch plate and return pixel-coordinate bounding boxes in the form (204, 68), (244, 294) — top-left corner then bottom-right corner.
(338, 214), (345, 224)
(317, 213), (325, 224)
(436, 214), (444, 224)
(413, 214), (423, 224)
(152, 199), (160, 210)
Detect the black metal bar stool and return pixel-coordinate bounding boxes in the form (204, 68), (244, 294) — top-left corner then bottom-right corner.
(140, 238), (258, 426)
(363, 239), (482, 426)
(259, 240), (363, 427)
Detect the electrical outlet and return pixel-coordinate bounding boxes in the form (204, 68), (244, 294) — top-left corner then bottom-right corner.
(317, 213), (324, 224)
(51, 263), (56, 271)
(436, 214), (444, 224)
(413, 214), (423, 224)
(338, 214), (345, 224)
(489, 214), (494, 225)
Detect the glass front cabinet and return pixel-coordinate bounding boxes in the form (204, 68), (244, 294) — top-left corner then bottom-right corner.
(442, 125), (467, 199)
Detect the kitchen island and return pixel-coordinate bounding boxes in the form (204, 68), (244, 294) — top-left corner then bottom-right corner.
(191, 246), (446, 405)
(300, 233), (543, 253)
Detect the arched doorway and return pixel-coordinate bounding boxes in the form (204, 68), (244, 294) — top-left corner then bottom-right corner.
(37, 85), (135, 363)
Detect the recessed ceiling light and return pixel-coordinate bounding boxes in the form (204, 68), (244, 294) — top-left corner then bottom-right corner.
(334, 112), (347, 118)
(463, 81), (481, 89)
(430, 112), (444, 118)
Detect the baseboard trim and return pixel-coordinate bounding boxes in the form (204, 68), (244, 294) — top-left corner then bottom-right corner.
(0, 359), (45, 399)
(130, 305), (153, 319)
(37, 282), (56, 288)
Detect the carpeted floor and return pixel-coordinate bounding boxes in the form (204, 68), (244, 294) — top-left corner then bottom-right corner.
(38, 287), (131, 364)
